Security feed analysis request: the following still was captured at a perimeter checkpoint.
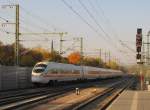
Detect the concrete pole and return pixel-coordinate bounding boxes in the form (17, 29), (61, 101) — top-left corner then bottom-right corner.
(60, 34), (63, 54)
(80, 37), (84, 78)
(105, 51), (107, 65)
(99, 49), (102, 67)
(140, 64), (144, 90)
(109, 51), (111, 66)
(147, 32), (150, 65)
(51, 40), (54, 53)
(15, 5), (19, 66)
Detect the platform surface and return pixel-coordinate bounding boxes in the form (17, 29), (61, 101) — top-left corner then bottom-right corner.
(107, 90), (150, 110)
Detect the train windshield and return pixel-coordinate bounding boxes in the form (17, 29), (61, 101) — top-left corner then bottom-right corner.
(35, 64), (47, 68)
(33, 64), (47, 73)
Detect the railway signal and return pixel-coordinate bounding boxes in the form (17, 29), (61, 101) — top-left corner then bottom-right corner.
(136, 28), (144, 90)
(136, 28), (143, 64)
(136, 28), (142, 52)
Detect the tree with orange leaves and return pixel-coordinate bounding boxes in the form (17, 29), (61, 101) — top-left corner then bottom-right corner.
(68, 52), (81, 64)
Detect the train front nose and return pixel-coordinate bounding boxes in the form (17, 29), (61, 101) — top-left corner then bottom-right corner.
(32, 73), (49, 84)
(32, 65), (48, 84)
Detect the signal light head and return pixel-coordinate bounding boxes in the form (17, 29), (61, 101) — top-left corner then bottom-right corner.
(136, 28), (142, 52)
(137, 28), (142, 34)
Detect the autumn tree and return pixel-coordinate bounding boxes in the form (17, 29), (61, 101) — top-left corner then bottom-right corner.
(0, 41), (3, 46)
(32, 47), (50, 60)
(0, 41), (3, 64)
(0, 40), (122, 69)
(20, 47), (51, 66)
(49, 51), (62, 62)
(68, 52), (81, 64)
(0, 44), (14, 65)
(106, 60), (119, 70)
(61, 57), (69, 64)
(83, 57), (104, 67)
(20, 49), (43, 66)
(0, 42), (50, 66)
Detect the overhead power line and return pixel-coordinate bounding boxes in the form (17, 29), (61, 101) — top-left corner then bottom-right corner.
(19, 5), (59, 31)
(0, 28), (14, 34)
(93, 0), (135, 54)
(78, 0), (128, 54)
(61, 0), (102, 34)
(20, 18), (50, 32)
(62, 0), (135, 64)
(78, 0), (113, 42)
(0, 16), (8, 22)
(61, 0), (117, 48)
(120, 40), (136, 53)
(61, 0), (123, 62)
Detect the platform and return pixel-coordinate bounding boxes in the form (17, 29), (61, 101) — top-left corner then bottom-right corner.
(107, 90), (150, 110)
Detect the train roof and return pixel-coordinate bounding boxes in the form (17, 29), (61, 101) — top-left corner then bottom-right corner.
(35, 61), (122, 72)
(36, 61), (50, 65)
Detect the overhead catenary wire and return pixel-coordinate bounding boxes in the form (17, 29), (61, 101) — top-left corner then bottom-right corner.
(85, 0), (135, 53)
(62, 0), (118, 49)
(93, 0), (135, 54)
(61, 0), (123, 63)
(86, 0), (135, 54)
(61, 0), (135, 64)
(6, 0), (62, 36)
(19, 4), (69, 49)
(78, 0), (128, 54)
(78, 0), (114, 42)
(19, 26), (59, 43)
(0, 28), (14, 34)
(61, 0), (101, 36)
(0, 16), (8, 22)
(19, 18), (50, 32)
(79, 1), (133, 56)
(19, 5), (60, 31)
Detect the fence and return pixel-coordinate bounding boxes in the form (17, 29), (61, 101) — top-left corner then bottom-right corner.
(0, 66), (32, 91)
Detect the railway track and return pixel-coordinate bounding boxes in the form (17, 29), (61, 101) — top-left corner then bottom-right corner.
(0, 78), (124, 110)
(66, 78), (134, 110)
(0, 87), (51, 99)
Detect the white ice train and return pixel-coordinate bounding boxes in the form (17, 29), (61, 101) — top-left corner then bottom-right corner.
(32, 61), (124, 84)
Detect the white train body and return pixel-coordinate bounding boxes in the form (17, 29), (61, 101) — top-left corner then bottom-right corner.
(32, 61), (123, 84)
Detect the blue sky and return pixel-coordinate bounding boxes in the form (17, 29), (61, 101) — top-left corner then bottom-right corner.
(0, 0), (150, 65)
